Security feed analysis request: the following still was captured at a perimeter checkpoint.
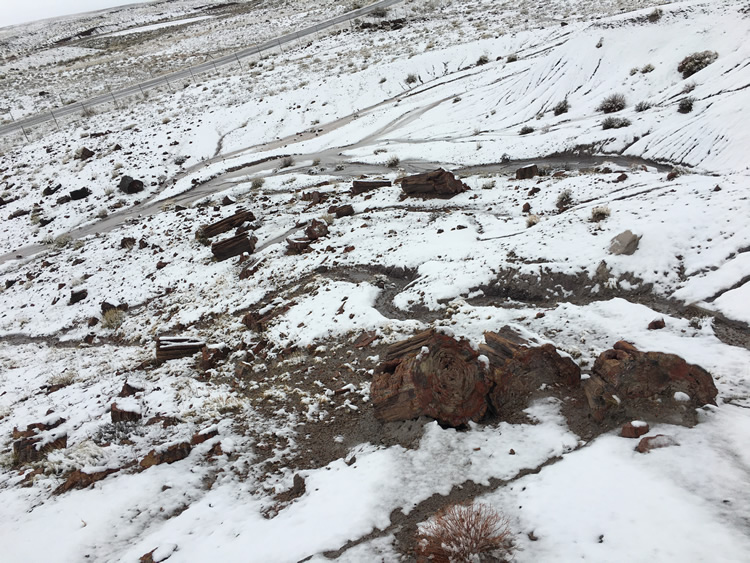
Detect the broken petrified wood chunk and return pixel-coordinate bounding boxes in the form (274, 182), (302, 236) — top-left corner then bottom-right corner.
(305, 219), (329, 240)
(398, 168), (469, 198)
(372, 329), (490, 427)
(584, 340), (717, 426)
(197, 209), (256, 239)
(480, 330), (581, 418)
(515, 164), (539, 180)
(13, 433), (67, 464)
(286, 236), (313, 254)
(111, 401), (142, 423)
(211, 233), (257, 261)
(156, 336), (205, 362)
(352, 179), (391, 195)
(54, 467), (119, 494)
(140, 441), (192, 468)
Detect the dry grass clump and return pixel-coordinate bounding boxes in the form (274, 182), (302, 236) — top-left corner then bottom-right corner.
(526, 214), (540, 228)
(102, 308), (125, 329)
(591, 205), (611, 222)
(416, 503), (514, 563)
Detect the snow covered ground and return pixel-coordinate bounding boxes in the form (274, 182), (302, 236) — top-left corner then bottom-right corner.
(1, 0), (749, 561)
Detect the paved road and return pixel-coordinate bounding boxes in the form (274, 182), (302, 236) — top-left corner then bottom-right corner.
(0, 0), (404, 137)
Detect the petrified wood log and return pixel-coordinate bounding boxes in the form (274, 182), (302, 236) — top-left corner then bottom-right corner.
(211, 233), (257, 261)
(197, 209), (256, 240)
(372, 330), (490, 427)
(480, 330), (581, 418)
(156, 336), (205, 362)
(515, 164), (539, 180)
(352, 179), (391, 195)
(397, 168), (469, 198)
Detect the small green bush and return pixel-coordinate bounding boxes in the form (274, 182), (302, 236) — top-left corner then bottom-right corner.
(602, 117), (631, 130)
(677, 51), (718, 79)
(597, 93), (627, 113)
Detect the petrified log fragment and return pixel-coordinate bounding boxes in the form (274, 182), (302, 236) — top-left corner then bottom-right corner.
(584, 340), (717, 426)
(197, 209), (256, 240)
(140, 442), (192, 468)
(481, 330), (581, 418)
(372, 330), (490, 427)
(14, 433), (67, 464)
(156, 336), (205, 362)
(305, 219), (328, 240)
(515, 164), (539, 180)
(211, 233), (257, 261)
(398, 168), (469, 198)
(352, 179), (391, 195)
(54, 468), (119, 494)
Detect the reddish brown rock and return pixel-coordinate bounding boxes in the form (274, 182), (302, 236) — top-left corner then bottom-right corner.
(119, 381), (143, 397)
(191, 428), (219, 445)
(211, 233), (257, 261)
(13, 433), (67, 464)
(140, 442), (192, 468)
(334, 204), (355, 218)
(516, 164), (539, 180)
(584, 341), (717, 426)
(398, 168), (469, 198)
(286, 236), (313, 254)
(480, 331), (581, 418)
(305, 219), (329, 240)
(522, 202), (531, 213)
(111, 402), (142, 423)
(197, 209), (255, 240)
(614, 173), (628, 183)
(372, 330), (490, 427)
(621, 421), (650, 438)
(636, 434), (678, 453)
(352, 179), (391, 195)
(648, 318), (666, 330)
(69, 289), (88, 305)
(54, 468), (119, 494)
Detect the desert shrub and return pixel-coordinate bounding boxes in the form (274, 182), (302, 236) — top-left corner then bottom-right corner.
(629, 67), (639, 76)
(641, 63), (655, 74)
(553, 99), (570, 116)
(506, 53), (518, 62)
(597, 93), (626, 113)
(102, 308), (124, 330)
(519, 125), (535, 135)
(681, 82), (696, 94)
(602, 116), (631, 130)
(648, 8), (663, 22)
(280, 156), (294, 169)
(635, 101), (652, 112)
(251, 177), (265, 189)
(678, 97), (695, 113)
(371, 6), (388, 17)
(556, 188), (574, 210)
(476, 54), (489, 66)
(526, 214), (540, 228)
(386, 155), (400, 168)
(53, 234), (72, 248)
(677, 51), (718, 78)
(591, 205), (611, 222)
(416, 503), (514, 563)
(405, 73), (418, 84)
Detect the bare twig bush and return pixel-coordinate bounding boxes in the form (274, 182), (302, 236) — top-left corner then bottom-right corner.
(597, 93), (626, 113)
(416, 503), (514, 563)
(476, 54), (489, 66)
(386, 155), (400, 168)
(251, 177), (265, 189)
(602, 116), (631, 130)
(279, 156), (295, 169)
(556, 188), (574, 210)
(635, 101), (652, 112)
(553, 99), (570, 116)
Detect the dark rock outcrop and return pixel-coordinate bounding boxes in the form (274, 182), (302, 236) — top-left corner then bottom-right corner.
(118, 176), (144, 194)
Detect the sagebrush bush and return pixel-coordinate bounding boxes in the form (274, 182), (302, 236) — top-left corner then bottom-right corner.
(553, 99), (570, 116)
(416, 504), (514, 563)
(556, 189), (574, 210)
(519, 125), (535, 135)
(476, 54), (489, 66)
(648, 8), (663, 22)
(591, 205), (611, 222)
(251, 177), (265, 189)
(386, 155), (400, 168)
(635, 101), (652, 112)
(602, 116), (631, 130)
(597, 93), (627, 113)
(678, 97), (695, 113)
(405, 73), (418, 84)
(506, 53), (518, 62)
(677, 51), (718, 78)
(641, 63), (655, 74)
(280, 156), (294, 169)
